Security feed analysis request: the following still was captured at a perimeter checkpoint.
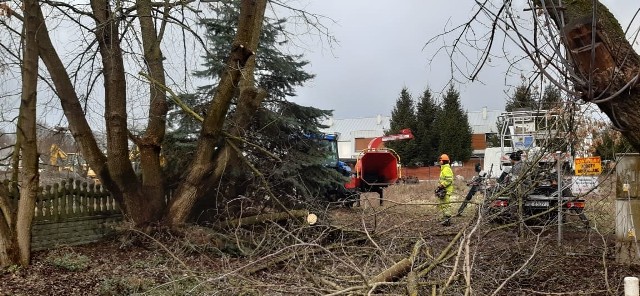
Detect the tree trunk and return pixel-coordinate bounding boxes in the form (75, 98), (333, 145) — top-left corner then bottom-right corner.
(203, 86), (267, 211)
(90, 0), (149, 225)
(539, 0), (640, 151)
(29, 0), (173, 226)
(32, 5), (122, 204)
(207, 0), (268, 195)
(0, 183), (19, 267)
(200, 11), (269, 214)
(166, 0), (267, 226)
(214, 209), (309, 229)
(135, 0), (170, 223)
(14, 0), (40, 266)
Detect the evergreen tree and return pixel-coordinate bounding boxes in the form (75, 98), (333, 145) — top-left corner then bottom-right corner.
(195, 2), (313, 100)
(414, 88), (440, 166)
(540, 85), (562, 110)
(433, 86), (473, 162)
(386, 88), (419, 166)
(485, 133), (500, 148)
(163, 0), (341, 210)
(505, 83), (538, 112)
(593, 126), (633, 161)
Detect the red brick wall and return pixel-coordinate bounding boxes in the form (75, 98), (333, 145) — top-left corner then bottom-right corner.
(471, 134), (486, 150)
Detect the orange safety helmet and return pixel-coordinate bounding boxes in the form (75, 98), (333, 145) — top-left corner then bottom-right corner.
(439, 154), (450, 162)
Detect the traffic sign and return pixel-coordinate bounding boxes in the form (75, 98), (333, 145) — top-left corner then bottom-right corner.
(574, 156), (602, 176)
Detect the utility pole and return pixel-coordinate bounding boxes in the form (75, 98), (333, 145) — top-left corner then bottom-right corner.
(557, 151), (563, 245)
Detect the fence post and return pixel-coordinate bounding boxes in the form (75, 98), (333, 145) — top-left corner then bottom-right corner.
(625, 277), (639, 296)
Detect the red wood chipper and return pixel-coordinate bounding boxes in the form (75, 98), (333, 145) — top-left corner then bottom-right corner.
(346, 128), (414, 206)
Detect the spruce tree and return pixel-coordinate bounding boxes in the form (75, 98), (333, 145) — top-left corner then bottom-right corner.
(164, 1), (343, 208)
(434, 86), (473, 162)
(505, 83), (538, 112)
(415, 88), (440, 166)
(540, 85), (562, 110)
(195, 2), (313, 100)
(386, 88), (419, 166)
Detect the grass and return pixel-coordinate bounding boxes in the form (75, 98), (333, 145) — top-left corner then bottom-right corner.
(44, 248), (90, 272)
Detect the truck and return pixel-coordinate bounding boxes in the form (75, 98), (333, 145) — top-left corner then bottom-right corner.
(483, 147), (512, 178)
(483, 109), (589, 227)
(323, 129), (414, 207)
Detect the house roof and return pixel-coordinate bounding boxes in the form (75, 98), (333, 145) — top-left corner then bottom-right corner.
(321, 115), (390, 140)
(467, 108), (502, 134)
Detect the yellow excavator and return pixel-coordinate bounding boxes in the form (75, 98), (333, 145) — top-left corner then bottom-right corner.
(49, 144), (68, 170)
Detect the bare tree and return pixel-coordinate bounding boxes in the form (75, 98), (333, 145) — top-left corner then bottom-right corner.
(165, 0), (268, 225)
(0, 0), (39, 267)
(428, 0), (640, 151)
(419, 0), (640, 292)
(0, 0), (293, 229)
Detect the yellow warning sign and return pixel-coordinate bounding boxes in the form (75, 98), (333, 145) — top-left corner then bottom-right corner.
(574, 156), (602, 176)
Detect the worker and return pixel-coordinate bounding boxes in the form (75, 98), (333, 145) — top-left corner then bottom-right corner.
(456, 163), (484, 216)
(436, 154), (454, 226)
(496, 150), (524, 184)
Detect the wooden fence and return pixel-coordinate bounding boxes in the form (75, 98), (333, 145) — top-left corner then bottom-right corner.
(3, 179), (122, 251)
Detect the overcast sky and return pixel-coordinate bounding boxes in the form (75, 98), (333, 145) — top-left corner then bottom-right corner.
(286, 1), (638, 119)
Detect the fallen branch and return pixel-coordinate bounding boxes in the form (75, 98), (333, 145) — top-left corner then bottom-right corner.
(243, 235), (368, 274)
(490, 234), (541, 296)
(417, 228), (465, 278)
(214, 210), (310, 229)
(370, 258), (412, 283)
(406, 240), (425, 296)
(368, 228), (465, 292)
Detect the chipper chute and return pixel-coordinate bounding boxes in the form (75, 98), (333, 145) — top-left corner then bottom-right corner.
(359, 150), (400, 186)
(349, 129), (414, 206)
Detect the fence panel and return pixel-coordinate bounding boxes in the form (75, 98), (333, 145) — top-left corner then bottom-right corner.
(3, 178), (123, 250)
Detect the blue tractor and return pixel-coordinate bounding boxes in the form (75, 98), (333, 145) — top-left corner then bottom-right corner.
(319, 133), (360, 207)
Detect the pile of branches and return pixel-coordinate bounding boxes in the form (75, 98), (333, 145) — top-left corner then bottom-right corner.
(119, 195), (629, 295)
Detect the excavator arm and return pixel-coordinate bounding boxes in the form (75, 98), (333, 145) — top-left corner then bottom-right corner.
(49, 144), (68, 166)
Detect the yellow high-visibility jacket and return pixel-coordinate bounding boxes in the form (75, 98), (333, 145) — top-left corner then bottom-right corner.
(439, 163), (454, 195)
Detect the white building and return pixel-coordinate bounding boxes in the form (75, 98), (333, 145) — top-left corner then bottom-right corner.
(321, 107), (503, 161)
(321, 114), (390, 161)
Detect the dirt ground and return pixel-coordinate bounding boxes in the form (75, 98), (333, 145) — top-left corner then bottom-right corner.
(1, 178), (638, 295)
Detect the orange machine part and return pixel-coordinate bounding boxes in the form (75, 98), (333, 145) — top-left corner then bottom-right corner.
(359, 151), (399, 185)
